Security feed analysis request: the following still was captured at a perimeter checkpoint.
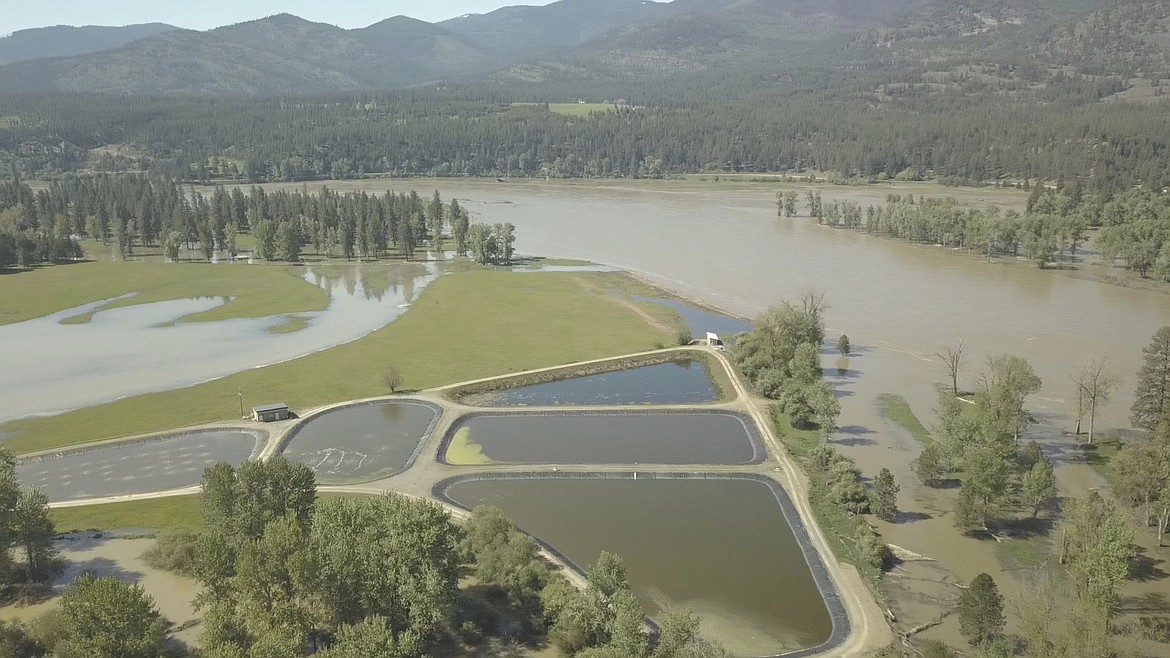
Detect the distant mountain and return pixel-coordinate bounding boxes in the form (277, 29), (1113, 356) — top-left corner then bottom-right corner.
(0, 23), (177, 65)
(0, 0), (1138, 98)
(440, 0), (677, 60)
(0, 14), (498, 95)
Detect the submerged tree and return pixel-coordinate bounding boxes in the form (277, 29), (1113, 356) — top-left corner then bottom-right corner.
(871, 468), (899, 522)
(1071, 356), (1118, 443)
(935, 340), (964, 396)
(959, 573), (1005, 646)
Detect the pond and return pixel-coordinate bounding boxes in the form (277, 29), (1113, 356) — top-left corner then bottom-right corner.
(461, 360), (718, 407)
(19, 429), (263, 502)
(280, 400), (440, 483)
(0, 262), (437, 423)
(441, 475), (839, 657)
(442, 411), (762, 465)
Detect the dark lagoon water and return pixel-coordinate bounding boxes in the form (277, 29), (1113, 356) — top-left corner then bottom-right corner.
(19, 430), (262, 502)
(465, 360), (718, 407)
(443, 411), (761, 465)
(280, 401), (439, 483)
(444, 476), (835, 656)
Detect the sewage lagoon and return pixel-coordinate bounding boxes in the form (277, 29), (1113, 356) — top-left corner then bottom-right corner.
(280, 401), (440, 483)
(442, 475), (838, 657)
(443, 411), (762, 466)
(460, 359), (718, 407)
(19, 429), (263, 502)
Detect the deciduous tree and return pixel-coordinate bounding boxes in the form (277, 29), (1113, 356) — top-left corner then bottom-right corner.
(935, 340), (964, 396)
(55, 574), (168, 658)
(1071, 356), (1119, 443)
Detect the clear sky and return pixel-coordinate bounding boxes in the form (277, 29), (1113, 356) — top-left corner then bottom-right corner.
(2, 1), (561, 36)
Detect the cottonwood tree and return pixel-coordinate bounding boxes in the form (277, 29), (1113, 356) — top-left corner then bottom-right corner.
(55, 574), (168, 658)
(954, 445), (1012, 533)
(1015, 569), (1114, 658)
(1111, 441), (1169, 528)
(935, 340), (964, 396)
(782, 191), (798, 218)
(959, 573), (1005, 646)
(13, 489), (57, 583)
(1060, 492), (1135, 615)
(978, 354), (1042, 442)
(1132, 326), (1170, 430)
(1019, 452), (1058, 519)
(1071, 356), (1119, 443)
(315, 616), (421, 658)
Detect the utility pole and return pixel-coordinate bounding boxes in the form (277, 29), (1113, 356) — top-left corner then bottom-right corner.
(238, 388), (244, 419)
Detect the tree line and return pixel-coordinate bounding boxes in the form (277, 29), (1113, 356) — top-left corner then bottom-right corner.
(785, 182), (1170, 279)
(731, 294), (898, 575)
(1, 84), (1168, 195)
(0, 173), (517, 268)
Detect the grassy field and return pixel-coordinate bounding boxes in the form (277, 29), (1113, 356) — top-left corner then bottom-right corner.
(0, 258), (327, 326)
(3, 269), (677, 454)
(49, 491), (375, 533)
(511, 102), (630, 116)
(50, 495), (205, 533)
(877, 394), (933, 445)
(548, 103), (627, 116)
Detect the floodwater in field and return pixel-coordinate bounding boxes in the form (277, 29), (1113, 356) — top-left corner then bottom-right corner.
(19, 429), (262, 502)
(443, 412), (760, 465)
(462, 360), (718, 407)
(280, 401), (439, 483)
(444, 476), (835, 656)
(633, 296), (752, 338)
(0, 262), (436, 423)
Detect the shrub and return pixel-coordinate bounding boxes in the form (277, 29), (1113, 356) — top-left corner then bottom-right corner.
(142, 530), (200, 576)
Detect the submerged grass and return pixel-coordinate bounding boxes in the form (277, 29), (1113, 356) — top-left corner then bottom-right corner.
(4, 270), (673, 454)
(877, 394), (933, 445)
(268, 315), (311, 334)
(0, 257), (327, 326)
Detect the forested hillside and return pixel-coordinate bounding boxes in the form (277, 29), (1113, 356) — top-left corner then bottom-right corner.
(0, 23), (176, 65)
(0, 0), (1167, 193)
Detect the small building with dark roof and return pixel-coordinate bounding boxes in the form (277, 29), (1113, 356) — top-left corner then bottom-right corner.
(252, 403), (290, 423)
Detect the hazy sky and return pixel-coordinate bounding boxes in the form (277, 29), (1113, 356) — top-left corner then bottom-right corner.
(2, 1), (561, 36)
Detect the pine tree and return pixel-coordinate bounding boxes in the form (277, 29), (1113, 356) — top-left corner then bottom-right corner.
(1132, 326), (1170, 430)
(959, 573), (1005, 645)
(871, 468), (899, 522)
